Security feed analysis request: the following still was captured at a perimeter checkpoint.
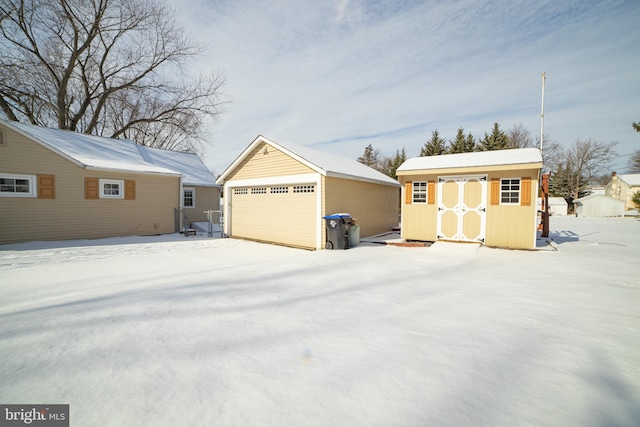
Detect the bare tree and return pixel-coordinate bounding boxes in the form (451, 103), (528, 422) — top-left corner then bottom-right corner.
(628, 149), (640, 173)
(507, 123), (535, 148)
(0, 0), (225, 154)
(549, 138), (617, 203)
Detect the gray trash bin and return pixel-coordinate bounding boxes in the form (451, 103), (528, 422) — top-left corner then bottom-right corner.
(323, 213), (351, 249)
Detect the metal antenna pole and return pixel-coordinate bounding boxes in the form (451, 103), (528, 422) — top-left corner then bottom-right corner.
(540, 72), (546, 153)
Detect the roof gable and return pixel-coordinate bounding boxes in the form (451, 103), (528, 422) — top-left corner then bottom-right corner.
(218, 135), (400, 187)
(398, 148), (543, 172)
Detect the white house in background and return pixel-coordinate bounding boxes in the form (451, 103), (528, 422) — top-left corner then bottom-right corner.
(0, 119), (219, 244)
(536, 197), (568, 216)
(606, 173), (640, 210)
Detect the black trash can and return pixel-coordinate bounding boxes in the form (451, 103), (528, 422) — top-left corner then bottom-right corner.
(323, 213), (351, 249)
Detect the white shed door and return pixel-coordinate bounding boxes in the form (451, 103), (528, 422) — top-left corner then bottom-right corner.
(230, 184), (317, 248)
(437, 175), (487, 243)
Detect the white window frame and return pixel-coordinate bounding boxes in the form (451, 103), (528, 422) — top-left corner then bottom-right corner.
(183, 187), (195, 208)
(99, 179), (124, 199)
(412, 181), (428, 204)
(0, 173), (36, 197)
(500, 178), (520, 205)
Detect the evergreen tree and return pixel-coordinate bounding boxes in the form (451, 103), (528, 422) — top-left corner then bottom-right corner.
(465, 132), (477, 152)
(419, 130), (448, 156)
(448, 127), (476, 153)
(357, 144), (379, 168)
(479, 122), (509, 151)
(384, 148), (407, 179)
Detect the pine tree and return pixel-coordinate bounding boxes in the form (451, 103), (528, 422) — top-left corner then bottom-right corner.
(448, 128), (476, 154)
(479, 122), (509, 151)
(357, 144), (379, 168)
(419, 130), (448, 156)
(384, 148), (407, 179)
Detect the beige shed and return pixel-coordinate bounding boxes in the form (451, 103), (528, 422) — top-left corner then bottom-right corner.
(397, 148), (543, 249)
(216, 135), (401, 249)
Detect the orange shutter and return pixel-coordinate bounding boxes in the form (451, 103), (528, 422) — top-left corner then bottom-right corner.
(428, 181), (435, 205)
(124, 180), (136, 200)
(85, 177), (99, 199)
(404, 182), (412, 204)
(37, 174), (55, 199)
(521, 177), (531, 206)
(490, 179), (499, 205)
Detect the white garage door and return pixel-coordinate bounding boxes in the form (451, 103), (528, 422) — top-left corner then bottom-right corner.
(230, 183), (318, 248)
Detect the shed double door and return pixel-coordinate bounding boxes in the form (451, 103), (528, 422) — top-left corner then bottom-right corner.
(437, 175), (487, 243)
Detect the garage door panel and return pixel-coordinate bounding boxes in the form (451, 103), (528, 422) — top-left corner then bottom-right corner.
(231, 184), (317, 248)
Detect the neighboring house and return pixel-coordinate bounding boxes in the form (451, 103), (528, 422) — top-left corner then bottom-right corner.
(216, 135), (400, 250)
(397, 148), (543, 250)
(0, 119), (218, 245)
(606, 172), (640, 210)
(574, 194), (625, 217)
(536, 197), (568, 216)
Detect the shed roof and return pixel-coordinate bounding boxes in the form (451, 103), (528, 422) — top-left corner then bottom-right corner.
(217, 135), (400, 187)
(2, 120), (215, 183)
(397, 148), (542, 172)
(618, 174), (640, 186)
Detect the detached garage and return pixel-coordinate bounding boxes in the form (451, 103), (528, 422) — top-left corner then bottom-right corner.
(397, 148), (543, 249)
(216, 135), (400, 249)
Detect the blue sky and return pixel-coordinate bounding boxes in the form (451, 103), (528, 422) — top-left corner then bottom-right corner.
(173, 0), (640, 175)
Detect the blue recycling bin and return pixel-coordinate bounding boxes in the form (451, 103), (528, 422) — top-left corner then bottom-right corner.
(323, 213), (351, 249)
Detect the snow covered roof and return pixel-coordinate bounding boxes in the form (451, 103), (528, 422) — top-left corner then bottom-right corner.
(618, 174), (640, 186)
(2, 120), (215, 184)
(218, 135), (400, 187)
(397, 148), (543, 172)
(139, 146), (218, 187)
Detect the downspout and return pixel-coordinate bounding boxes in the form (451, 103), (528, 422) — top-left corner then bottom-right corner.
(179, 176), (184, 232)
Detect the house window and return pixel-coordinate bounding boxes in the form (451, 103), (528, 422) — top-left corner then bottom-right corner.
(183, 187), (195, 207)
(293, 185), (315, 193)
(100, 179), (124, 199)
(0, 174), (36, 197)
(501, 178), (520, 204)
(412, 181), (427, 203)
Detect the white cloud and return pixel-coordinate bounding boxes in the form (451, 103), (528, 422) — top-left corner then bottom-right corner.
(172, 0), (640, 174)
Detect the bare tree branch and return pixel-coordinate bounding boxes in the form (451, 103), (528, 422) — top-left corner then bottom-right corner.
(0, 0), (226, 152)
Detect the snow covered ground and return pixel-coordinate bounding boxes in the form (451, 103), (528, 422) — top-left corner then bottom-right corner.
(1, 216), (639, 426)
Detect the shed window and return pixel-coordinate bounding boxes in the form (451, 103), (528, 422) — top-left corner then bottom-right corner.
(100, 179), (124, 198)
(500, 178), (520, 204)
(0, 174), (36, 197)
(412, 181), (428, 203)
(183, 187), (195, 207)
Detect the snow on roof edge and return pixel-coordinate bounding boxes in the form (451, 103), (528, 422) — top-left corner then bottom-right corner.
(397, 148), (543, 172)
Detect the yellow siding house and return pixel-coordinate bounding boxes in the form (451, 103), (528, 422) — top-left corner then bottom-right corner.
(0, 119), (219, 245)
(397, 148), (543, 250)
(217, 135), (401, 249)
